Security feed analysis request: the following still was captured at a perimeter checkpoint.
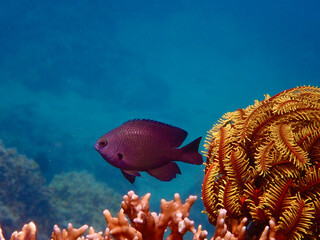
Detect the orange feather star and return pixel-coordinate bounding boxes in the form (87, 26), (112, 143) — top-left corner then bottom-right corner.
(202, 86), (320, 240)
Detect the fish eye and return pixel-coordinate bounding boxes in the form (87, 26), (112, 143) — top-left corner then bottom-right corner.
(118, 153), (123, 160)
(99, 140), (108, 147)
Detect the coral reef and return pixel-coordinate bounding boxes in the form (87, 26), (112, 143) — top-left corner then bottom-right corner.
(0, 191), (277, 240)
(0, 140), (55, 239)
(0, 140), (122, 239)
(2, 86), (320, 239)
(49, 171), (122, 231)
(103, 190), (199, 240)
(202, 86), (320, 239)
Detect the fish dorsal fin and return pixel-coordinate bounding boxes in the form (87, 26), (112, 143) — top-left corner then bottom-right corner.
(121, 119), (188, 147)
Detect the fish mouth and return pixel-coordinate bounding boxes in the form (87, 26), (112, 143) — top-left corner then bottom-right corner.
(94, 142), (99, 151)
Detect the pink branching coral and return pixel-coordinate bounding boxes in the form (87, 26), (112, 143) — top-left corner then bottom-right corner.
(103, 190), (202, 240)
(0, 191), (278, 240)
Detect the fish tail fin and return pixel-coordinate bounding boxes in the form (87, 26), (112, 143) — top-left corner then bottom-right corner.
(180, 137), (203, 165)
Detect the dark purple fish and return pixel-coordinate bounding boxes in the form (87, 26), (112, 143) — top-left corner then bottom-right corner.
(95, 119), (203, 183)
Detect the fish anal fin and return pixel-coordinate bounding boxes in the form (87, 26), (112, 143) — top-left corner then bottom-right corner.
(147, 162), (181, 181)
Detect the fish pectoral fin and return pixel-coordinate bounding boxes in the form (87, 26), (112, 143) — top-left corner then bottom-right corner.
(121, 170), (140, 184)
(122, 169), (141, 176)
(147, 162), (181, 181)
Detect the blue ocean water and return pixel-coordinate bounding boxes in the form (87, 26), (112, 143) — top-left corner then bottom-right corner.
(0, 0), (319, 238)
